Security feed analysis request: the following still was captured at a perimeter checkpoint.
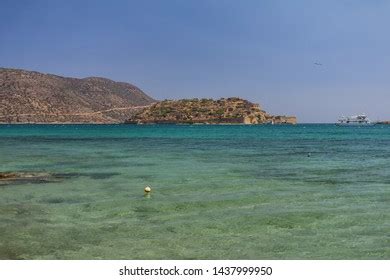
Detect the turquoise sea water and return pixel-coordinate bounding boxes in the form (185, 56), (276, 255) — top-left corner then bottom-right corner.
(0, 124), (389, 259)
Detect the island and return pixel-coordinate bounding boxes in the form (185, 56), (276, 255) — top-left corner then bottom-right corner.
(125, 97), (297, 125)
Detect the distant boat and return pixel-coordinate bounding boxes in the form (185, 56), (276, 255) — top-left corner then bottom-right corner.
(336, 114), (374, 126)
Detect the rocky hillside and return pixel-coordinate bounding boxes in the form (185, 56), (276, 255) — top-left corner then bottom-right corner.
(126, 97), (297, 124)
(0, 68), (155, 123)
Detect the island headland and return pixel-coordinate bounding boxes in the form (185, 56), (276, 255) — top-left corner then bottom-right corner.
(1, 67), (296, 124)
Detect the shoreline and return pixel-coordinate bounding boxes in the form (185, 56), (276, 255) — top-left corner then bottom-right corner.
(0, 122), (301, 125)
(1, 121), (390, 126)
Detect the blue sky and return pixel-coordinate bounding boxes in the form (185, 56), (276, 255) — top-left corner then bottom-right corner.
(1, 0), (390, 122)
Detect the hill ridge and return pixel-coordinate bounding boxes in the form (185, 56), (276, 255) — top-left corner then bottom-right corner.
(0, 67), (155, 123)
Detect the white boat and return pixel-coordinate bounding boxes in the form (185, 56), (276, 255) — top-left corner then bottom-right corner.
(336, 114), (374, 126)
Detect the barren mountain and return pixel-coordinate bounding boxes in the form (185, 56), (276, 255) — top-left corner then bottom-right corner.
(0, 68), (155, 123)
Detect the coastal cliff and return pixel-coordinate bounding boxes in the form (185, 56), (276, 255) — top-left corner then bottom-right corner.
(0, 68), (155, 123)
(125, 97), (297, 125)
(270, 115), (297, 125)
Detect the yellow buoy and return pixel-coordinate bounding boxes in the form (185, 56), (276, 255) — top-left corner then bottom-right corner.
(144, 186), (152, 193)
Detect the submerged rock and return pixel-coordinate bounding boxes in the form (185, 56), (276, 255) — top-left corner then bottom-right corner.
(0, 171), (120, 186)
(0, 172), (17, 179)
(0, 172), (61, 185)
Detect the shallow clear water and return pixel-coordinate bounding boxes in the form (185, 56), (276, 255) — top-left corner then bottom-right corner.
(0, 124), (389, 259)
